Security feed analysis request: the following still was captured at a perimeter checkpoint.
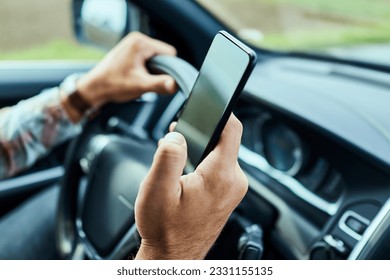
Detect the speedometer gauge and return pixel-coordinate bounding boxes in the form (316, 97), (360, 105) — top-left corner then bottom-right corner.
(261, 120), (305, 176)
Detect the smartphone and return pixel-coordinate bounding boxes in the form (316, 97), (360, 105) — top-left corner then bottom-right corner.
(174, 30), (257, 171)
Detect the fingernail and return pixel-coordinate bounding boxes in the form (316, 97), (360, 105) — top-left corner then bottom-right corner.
(163, 132), (185, 145)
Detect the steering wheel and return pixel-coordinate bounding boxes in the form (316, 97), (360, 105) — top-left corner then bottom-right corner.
(55, 55), (198, 260)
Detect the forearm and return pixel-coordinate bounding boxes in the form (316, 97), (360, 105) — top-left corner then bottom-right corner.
(0, 87), (82, 179)
(0, 33), (177, 180)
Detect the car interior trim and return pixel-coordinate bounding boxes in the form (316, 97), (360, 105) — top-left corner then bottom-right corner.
(132, 92), (158, 129)
(246, 172), (318, 259)
(239, 145), (340, 215)
(0, 166), (64, 197)
(348, 197), (390, 259)
(338, 210), (371, 241)
(0, 61), (95, 104)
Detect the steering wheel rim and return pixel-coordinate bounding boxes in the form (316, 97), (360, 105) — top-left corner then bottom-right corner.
(55, 55), (198, 260)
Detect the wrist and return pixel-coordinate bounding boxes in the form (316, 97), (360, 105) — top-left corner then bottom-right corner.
(59, 73), (101, 123)
(76, 73), (108, 109)
(135, 241), (206, 260)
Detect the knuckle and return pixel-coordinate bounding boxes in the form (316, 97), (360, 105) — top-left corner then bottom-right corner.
(129, 73), (149, 92)
(127, 32), (146, 51)
(128, 31), (143, 41)
(132, 40), (143, 53)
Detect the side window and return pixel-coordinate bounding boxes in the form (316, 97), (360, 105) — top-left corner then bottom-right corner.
(0, 0), (104, 60)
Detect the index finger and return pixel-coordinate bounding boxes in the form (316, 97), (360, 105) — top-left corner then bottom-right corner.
(148, 36), (177, 56)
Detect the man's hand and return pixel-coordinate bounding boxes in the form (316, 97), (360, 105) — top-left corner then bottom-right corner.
(63, 32), (177, 122)
(134, 115), (248, 260)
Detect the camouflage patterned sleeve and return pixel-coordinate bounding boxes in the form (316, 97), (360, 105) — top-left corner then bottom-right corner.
(0, 86), (82, 179)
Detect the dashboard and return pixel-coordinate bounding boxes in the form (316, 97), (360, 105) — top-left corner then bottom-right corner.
(230, 57), (390, 259)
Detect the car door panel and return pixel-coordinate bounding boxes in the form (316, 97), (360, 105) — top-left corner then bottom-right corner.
(0, 61), (94, 107)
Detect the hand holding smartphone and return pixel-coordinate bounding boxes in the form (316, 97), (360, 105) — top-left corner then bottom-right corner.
(174, 31), (257, 171)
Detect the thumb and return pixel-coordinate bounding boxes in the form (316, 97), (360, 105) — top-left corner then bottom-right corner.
(142, 74), (177, 95)
(144, 132), (187, 193)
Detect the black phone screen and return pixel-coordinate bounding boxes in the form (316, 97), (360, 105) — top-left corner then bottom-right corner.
(175, 32), (255, 170)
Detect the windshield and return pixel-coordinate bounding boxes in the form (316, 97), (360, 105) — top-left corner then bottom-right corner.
(197, 0), (390, 66)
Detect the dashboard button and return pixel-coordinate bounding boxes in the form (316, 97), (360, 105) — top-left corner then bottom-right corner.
(338, 210), (371, 240)
(345, 216), (368, 235)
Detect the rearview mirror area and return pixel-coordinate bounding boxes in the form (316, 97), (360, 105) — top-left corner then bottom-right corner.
(72, 0), (143, 50)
